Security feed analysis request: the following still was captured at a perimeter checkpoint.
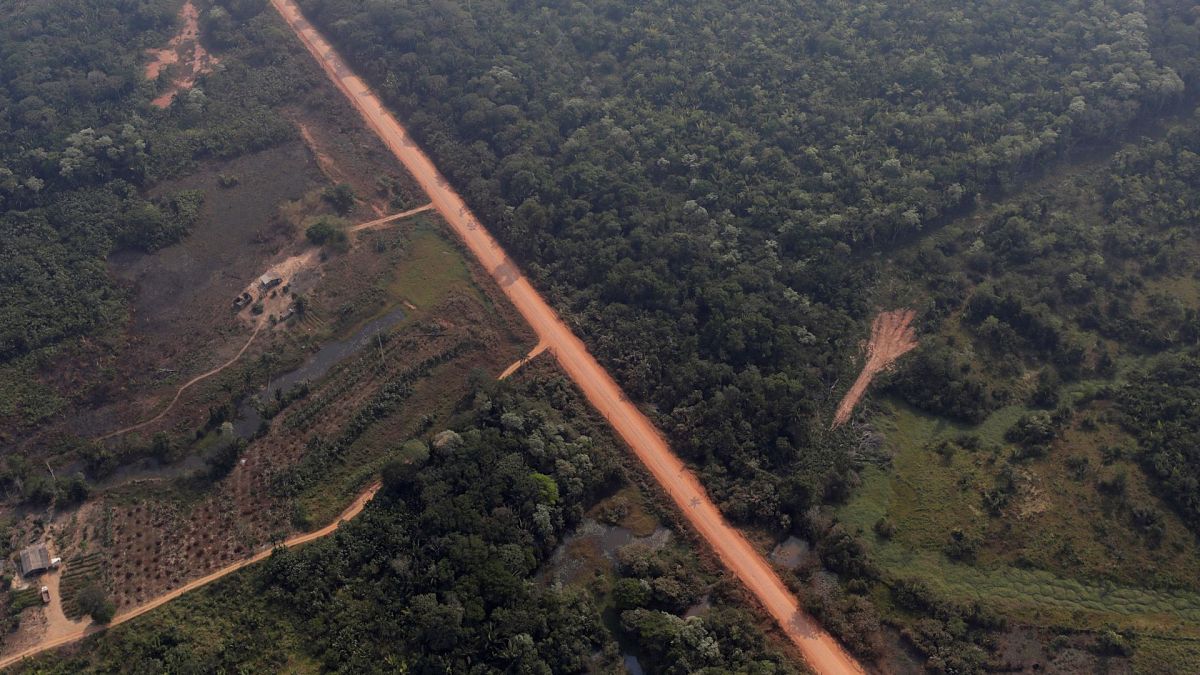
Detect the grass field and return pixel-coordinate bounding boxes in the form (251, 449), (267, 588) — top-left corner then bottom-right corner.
(841, 400), (1200, 635)
(381, 219), (477, 311)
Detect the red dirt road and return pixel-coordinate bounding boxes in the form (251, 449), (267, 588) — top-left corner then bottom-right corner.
(0, 483), (380, 670)
(832, 309), (918, 428)
(271, 1), (865, 672)
(497, 342), (549, 380)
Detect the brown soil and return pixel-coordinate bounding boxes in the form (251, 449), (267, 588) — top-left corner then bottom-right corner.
(145, 1), (219, 108)
(272, 1), (866, 671)
(832, 309), (918, 428)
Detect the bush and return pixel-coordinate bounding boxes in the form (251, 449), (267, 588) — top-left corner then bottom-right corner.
(321, 184), (356, 214)
(77, 584), (115, 624)
(873, 517), (895, 540)
(305, 217), (349, 252)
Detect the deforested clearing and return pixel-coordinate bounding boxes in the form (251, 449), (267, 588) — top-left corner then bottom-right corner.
(832, 309), (918, 428)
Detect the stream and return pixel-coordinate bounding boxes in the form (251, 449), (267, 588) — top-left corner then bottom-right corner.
(233, 305), (407, 437)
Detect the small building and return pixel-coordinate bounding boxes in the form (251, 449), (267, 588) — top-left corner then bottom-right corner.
(258, 273), (283, 290)
(233, 291), (253, 309)
(17, 544), (50, 577)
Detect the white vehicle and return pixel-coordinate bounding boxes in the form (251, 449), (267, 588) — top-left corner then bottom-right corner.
(39, 586), (50, 604)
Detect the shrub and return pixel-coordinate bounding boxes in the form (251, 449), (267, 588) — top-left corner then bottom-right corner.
(77, 584), (115, 624)
(321, 183), (356, 214)
(873, 517), (895, 540)
(305, 217), (349, 252)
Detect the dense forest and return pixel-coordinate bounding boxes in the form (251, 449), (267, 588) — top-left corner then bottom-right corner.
(6, 0), (1200, 671)
(888, 115), (1200, 426)
(294, 0), (1200, 531)
(16, 376), (798, 673)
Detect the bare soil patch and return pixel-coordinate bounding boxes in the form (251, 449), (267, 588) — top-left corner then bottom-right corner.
(832, 309), (919, 428)
(145, 1), (219, 108)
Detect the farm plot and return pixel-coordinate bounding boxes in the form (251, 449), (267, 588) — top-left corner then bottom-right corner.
(70, 229), (529, 611)
(60, 553), (107, 620)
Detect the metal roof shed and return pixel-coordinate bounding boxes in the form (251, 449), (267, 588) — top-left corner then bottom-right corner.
(18, 544), (50, 577)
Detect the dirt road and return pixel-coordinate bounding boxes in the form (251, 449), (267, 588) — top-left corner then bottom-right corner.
(349, 203), (434, 233)
(97, 322), (264, 441)
(832, 309), (918, 428)
(497, 342), (548, 380)
(0, 483), (380, 670)
(270, 1), (865, 672)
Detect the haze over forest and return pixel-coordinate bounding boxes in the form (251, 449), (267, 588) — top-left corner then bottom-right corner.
(1, 0), (1199, 672)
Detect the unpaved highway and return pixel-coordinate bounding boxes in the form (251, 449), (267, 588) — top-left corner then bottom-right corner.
(270, 1), (865, 672)
(0, 483), (380, 670)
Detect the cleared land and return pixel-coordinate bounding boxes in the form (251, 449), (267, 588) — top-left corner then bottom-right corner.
(96, 323), (263, 441)
(0, 483), (379, 670)
(145, 1), (217, 108)
(270, 0), (863, 671)
(832, 309), (918, 428)
(94, 202), (434, 443)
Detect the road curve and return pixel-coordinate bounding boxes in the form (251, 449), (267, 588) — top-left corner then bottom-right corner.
(269, 1), (866, 672)
(0, 483), (381, 670)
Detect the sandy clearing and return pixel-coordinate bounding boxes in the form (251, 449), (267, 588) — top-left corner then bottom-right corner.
(0, 483), (381, 670)
(145, 1), (218, 108)
(831, 309), (918, 428)
(37, 567), (88, 648)
(270, 1), (866, 672)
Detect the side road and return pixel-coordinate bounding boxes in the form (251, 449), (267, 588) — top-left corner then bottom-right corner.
(268, 0), (866, 672)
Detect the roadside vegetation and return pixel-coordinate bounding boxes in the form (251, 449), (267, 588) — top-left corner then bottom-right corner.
(12, 370), (799, 673)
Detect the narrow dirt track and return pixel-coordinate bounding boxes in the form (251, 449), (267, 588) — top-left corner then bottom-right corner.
(97, 322), (264, 441)
(349, 202), (434, 233)
(831, 309), (918, 429)
(270, 1), (865, 672)
(0, 483), (380, 670)
(497, 342), (548, 380)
